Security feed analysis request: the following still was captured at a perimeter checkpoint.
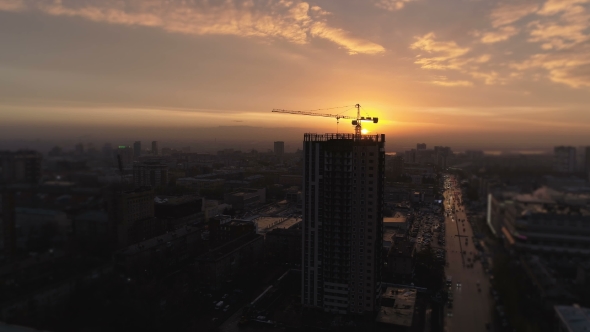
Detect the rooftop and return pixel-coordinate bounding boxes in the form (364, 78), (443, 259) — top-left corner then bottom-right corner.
(376, 287), (417, 327)
(197, 233), (262, 262)
(555, 305), (590, 332)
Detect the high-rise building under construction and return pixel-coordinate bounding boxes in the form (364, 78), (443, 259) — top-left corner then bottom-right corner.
(301, 133), (385, 314)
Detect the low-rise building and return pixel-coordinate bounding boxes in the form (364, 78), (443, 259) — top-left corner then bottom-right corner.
(376, 287), (417, 329)
(195, 233), (264, 288)
(554, 304), (590, 332)
(386, 236), (415, 283)
(224, 188), (266, 210)
(154, 195), (204, 231)
(114, 224), (203, 277)
(265, 224), (301, 265)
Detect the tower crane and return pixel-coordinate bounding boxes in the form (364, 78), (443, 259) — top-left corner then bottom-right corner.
(272, 104), (378, 136)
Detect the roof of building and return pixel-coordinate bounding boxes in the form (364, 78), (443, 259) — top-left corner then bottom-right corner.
(375, 287), (417, 327)
(197, 233), (262, 262)
(154, 195), (201, 205)
(15, 207), (66, 217)
(75, 210), (108, 222)
(554, 305), (590, 332)
(118, 225), (201, 256)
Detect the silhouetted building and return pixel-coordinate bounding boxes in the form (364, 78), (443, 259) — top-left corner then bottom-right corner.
(224, 188), (266, 210)
(274, 141), (285, 157)
(117, 145), (134, 168)
(265, 225), (301, 265)
(114, 224), (203, 277)
(386, 236), (415, 283)
(107, 187), (157, 249)
(416, 143), (426, 150)
(152, 141), (159, 156)
(390, 155), (404, 178)
(73, 210), (109, 251)
(154, 195), (204, 231)
(133, 141), (141, 158)
(75, 143), (84, 155)
(0, 150), (42, 184)
(133, 161), (169, 188)
(195, 233), (264, 288)
(302, 133), (385, 314)
(1, 189), (16, 259)
(553, 146), (577, 174)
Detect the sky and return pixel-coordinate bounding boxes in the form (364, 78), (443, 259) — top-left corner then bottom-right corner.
(0, 0), (589, 151)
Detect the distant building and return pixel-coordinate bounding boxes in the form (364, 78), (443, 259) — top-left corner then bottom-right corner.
(553, 146), (577, 174)
(224, 188), (266, 210)
(274, 141), (285, 157)
(74, 210), (109, 250)
(133, 161), (169, 188)
(416, 143), (426, 150)
(496, 187), (590, 262)
(390, 155), (404, 178)
(75, 143), (84, 155)
(0, 150), (42, 184)
(465, 150), (484, 159)
(15, 207), (70, 249)
(133, 141), (141, 158)
(279, 174), (302, 187)
(152, 141), (159, 155)
(102, 143), (113, 158)
(117, 145), (134, 168)
(208, 216), (256, 242)
(107, 187), (157, 249)
(154, 195), (204, 231)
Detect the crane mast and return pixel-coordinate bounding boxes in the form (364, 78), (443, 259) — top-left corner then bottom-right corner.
(272, 103), (378, 137)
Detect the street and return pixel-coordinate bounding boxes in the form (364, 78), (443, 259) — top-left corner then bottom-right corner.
(443, 177), (493, 332)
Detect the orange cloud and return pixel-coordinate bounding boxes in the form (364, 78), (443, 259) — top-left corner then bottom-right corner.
(374, 0), (414, 11)
(1, 0), (384, 55)
(0, 0), (24, 11)
(489, 1), (539, 28)
(479, 26), (520, 43)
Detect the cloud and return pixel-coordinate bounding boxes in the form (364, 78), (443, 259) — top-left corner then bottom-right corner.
(430, 79), (473, 87)
(0, 0), (24, 11)
(511, 44), (590, 87)
(527, 0), (590, 50)
(410, 33), (470, 70)
(478, 26), (520, 43)
(309, 22), (385, 54)
(0, 0), (384, 55)
(374, 0), (414, 11)
(489, 2), (539, 28)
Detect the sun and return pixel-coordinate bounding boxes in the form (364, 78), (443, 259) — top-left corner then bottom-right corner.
(361, 128), (369, 135)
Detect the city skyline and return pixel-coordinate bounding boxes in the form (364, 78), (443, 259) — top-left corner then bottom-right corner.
(1, 0), (590, 148)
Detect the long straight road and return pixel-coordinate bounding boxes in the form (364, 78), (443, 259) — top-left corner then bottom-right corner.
(443, 176), (493, 332)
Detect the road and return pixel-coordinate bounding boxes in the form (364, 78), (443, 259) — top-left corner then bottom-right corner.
(443, 177), (493, 332)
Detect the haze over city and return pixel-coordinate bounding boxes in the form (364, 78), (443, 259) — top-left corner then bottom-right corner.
(1, 0), (590, 151)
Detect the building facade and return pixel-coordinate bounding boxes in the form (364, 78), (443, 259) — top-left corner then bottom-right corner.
(553, 146), (577, 174)
(274, 141), (285, 157)
(152, 141), (159, 156)
(301, 133), (385, 315)
(133, 161), (169, 188)
(133, 141), (141, 158)
(0, 150), (42, 184)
